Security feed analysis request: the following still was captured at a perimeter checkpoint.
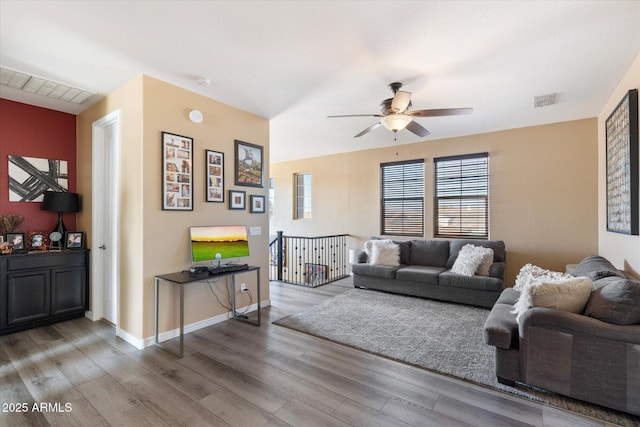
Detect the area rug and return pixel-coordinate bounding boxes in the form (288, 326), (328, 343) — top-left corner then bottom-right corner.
(273, 288), (637, 426)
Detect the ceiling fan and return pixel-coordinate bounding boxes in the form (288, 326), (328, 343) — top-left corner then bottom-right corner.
(328, 82), (473, 138)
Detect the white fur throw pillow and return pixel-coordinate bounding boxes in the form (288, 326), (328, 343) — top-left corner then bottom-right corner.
(511, 277), (595, 322)
(514, 264), (573, 291)
(366, 240), (400, 266)
(451, 244), (492, 276)
(476, 247), (494, 276)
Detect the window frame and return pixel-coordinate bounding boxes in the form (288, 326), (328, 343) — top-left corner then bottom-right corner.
(380, 159), (425, 237)
(293, 172), (312, 220)
(433, 152), (489, 239)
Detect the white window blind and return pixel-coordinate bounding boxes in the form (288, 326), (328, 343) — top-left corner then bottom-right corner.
(380, 159), (424, 236)
(434, 153), (489, 239)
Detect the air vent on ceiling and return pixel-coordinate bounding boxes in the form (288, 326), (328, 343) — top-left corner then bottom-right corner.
(532, 93), (556, 108)
(0, 66), (95, 104)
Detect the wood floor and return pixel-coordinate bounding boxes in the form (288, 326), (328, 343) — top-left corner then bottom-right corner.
(0, 277), (621, 427)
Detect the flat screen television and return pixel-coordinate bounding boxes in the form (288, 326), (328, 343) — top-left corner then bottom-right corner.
(190, 225), (250, 264)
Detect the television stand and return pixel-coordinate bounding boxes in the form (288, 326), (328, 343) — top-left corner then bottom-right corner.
(154, 265), (260, 357)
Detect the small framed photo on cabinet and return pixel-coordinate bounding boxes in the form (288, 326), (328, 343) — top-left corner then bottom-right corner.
(65, 232), (85, 249)
(6, 232), (25, 251)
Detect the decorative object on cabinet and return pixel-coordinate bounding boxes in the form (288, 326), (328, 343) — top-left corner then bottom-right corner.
(65, 231), (84, 249)
(28, 231), (48, 251)
(250, 195), (265, 213)
(41, 191), (80, 235)
(8, 156), (68, 201)
(5, 232), (25, 251)
(49, 231), (63, 251)
(206, 149), (224, 202)
(605, 88), (638, 235)
(229, 190), (246, 210)
(0, 214), (25, 233)
(235, 140), (263, 188)
(162, 131), (193, 211)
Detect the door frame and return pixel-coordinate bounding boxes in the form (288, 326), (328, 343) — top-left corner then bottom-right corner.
(89, 110), (120, 326)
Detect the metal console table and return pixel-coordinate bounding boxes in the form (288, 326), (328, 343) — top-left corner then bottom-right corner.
(154, 266), (260, 357)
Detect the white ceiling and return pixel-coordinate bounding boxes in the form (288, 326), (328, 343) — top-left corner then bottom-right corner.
(1, 1), (639, 163)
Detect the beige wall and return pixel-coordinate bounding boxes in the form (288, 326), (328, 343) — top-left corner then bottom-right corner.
(271, 119), (598, 284)
(598, 52), (640, 277)
(77, 75), (270, 342)
(77, 75), (145, 337)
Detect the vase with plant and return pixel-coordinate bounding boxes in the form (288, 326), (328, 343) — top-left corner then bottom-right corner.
(0, 214), (25, 233)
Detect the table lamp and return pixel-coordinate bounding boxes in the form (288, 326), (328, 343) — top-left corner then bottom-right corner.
(41, 191), (80, 235)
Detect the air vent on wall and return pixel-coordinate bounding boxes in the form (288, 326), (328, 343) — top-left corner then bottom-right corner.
(532, 93), (556, 108)
(0, 66), (95, 104)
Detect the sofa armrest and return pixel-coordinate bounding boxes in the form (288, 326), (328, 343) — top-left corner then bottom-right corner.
(518, 307), (640, 344)
(518, 307), (640, 414)
(489, 261), (506, 281)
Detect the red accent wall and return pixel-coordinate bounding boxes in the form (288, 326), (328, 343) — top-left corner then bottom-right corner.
(0, 99), (77, 234)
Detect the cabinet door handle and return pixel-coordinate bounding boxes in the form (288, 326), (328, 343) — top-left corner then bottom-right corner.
(98, 245), (106, 250)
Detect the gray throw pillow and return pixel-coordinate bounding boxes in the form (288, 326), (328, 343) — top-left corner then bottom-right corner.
(584, 278), (640, 325)
(572, 255), (624, 281)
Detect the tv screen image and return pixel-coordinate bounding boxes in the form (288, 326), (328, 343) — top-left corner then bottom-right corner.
(190, 225), (250, 263)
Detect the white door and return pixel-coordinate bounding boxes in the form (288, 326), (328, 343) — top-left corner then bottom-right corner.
(91, 111), (120, 325)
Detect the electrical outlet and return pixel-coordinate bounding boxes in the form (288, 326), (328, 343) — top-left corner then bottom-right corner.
(240, 283), (247, 292)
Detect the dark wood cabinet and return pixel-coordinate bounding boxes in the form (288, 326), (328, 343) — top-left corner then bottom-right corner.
(1, 250), (89, 335)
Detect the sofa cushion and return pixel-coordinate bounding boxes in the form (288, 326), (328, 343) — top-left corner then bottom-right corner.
(409, 240), (449, 267)
(395, 265), (446, 286)
(371, 237), (412, 265)
(365, 239), (400, 266)
(584, 277), (640, 325)
(451, 244), (494, 276)
(571, 255), (624, 282)
(439, 270), (504, 291)
(351, 263), (399, 279)
(514, 264), (573, 291)
(511, 277), (594, 322)
(446, 239), (505, 269)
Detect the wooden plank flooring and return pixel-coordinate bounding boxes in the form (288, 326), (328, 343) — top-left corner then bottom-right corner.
(0, 277), (622, 426)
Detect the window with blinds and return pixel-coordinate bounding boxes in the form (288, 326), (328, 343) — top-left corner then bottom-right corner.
(380, 159), (424, 236)
(434, 153), (489, 239)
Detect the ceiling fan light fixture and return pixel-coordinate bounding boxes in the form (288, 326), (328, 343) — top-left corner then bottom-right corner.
(381, 114), (412, 132)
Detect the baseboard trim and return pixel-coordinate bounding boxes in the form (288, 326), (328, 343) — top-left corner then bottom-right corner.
(143, 298), (271, 348)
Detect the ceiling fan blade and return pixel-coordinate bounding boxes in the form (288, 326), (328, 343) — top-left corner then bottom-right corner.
(327, 114), (383, 118)
(354, 122), (382, 138)
(405, 120), (430, 137)
(409, 108), (473, 117)
(391, 91), (412, 113)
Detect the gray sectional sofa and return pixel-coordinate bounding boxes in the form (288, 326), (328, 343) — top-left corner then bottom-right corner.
(484, 255), (640, 416)
(352, 238), (506, 308)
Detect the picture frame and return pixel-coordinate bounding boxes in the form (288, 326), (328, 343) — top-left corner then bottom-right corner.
(235, 140), (263, 188)
(250, 195), (265, 213)
(6, 232), (25, 251)
(28, 231), (48, 251)
(229, 190), (246, 210)
(206, 149), (224, 203)
(162, 132), (193, 210)
(305, 263), (327, 286)
(606, 89), (638, 235)
(65, 231), (85, 249)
